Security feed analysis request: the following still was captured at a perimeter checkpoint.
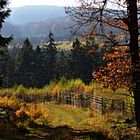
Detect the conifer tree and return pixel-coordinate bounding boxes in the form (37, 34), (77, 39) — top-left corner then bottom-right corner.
(69, 39), (93, 83)
(33, 45), (44, 87)
(0, 0), (12, 87)
(16, 38), (34, 87)
(56, 50), (70, 79)
(43, 31), (57, 83)
(0, 48), (15, 87)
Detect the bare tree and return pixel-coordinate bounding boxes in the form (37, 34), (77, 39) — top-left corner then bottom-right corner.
(66, 0), (140, 129)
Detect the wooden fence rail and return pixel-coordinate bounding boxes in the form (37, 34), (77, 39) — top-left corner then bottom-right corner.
(0, 91), (134, 115)
(52, 92), (134, 115)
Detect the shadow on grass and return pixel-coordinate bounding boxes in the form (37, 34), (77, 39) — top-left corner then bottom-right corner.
(0, 120), (107, 140)
(28, 125), (108, 140)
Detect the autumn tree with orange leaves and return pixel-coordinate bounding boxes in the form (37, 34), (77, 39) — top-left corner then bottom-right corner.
(66, 0), (140, 129)
(93, 44), (132, 91)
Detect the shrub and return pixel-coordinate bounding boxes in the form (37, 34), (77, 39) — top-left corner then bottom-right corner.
(0, 96), (20, 110)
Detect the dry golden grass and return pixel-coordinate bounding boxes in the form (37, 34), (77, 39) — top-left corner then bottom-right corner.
(0, 96), (20, 110)
(0, 96), (139, 140)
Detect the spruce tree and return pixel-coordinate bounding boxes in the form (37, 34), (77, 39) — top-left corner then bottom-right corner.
(0, 48), (15, 87)
(56, 50), (70, 79)
(0, 0), (12, 87)
(33, 46), (44, 87)
(0, 0), (12, 54)
(69, 39), (93, 83)
(16, 38), (34, 87)
(43, 31), (57, 84)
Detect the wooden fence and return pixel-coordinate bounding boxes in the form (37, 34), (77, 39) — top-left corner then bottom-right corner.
(92, 95), (134, 114)
(57, 92), (93, 108)
(51, 92), (134, 115)
(0, 91), (134, 115)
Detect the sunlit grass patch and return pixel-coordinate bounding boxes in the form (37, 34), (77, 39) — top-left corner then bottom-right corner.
(45, 103), (90, 128)
(0, 97), (138, 140)
(0, 96), (20, 110)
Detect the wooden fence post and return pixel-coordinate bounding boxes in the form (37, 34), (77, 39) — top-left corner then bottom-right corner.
(122, 100), (125, 113)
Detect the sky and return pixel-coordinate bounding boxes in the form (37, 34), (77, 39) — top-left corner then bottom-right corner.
(9, 0), (78, 7)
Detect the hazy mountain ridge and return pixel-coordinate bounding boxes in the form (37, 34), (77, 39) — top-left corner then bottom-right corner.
(2, 17), (73, 42)
(2, 5), (122, 44)
(2, 5), (74, 44)
(20, 17), (73, 36)
(7, 5), (66, 25)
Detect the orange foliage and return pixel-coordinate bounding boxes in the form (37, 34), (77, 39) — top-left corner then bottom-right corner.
(93, 45), (132, 91)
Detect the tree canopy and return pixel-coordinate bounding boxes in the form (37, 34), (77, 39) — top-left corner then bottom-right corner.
(0, 0), (12, 87)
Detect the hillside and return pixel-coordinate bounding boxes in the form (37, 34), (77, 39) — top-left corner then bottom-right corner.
(7, 5), (66, 25)
(2, 17), (74, 41)
(2, 5), (122, 44)
(2, 5), (75, 44)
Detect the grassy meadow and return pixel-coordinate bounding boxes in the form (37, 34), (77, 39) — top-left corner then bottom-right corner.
(0, 79), (139, 139)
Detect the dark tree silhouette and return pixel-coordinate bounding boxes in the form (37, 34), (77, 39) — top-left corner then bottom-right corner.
(16, 38), (34, 87)
(69, 38), (94, 83)
(43, 31), (57, 83)
(0, 0), (12, 87)
(33, 46), (44, 87)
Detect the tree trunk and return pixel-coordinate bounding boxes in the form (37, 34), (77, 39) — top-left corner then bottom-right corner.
(128, 0), (140, 129)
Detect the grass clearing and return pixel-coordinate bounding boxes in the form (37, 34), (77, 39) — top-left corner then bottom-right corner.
(43, 103), (139, 139)
(0, 97), (139, 139)
(45, 103), (90, 128)
(0, 80), (138, 139)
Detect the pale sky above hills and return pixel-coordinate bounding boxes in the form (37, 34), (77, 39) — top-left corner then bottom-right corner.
(9, 0), (78, 7)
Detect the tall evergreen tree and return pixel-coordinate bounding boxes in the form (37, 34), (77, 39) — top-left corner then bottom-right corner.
(69, 39), (94, 83)
(0, 0), (12, 87)
(43, 32), (57, 84)
(55, 50), (70, 79)
(0, 48), (15, 87)
(33, 45), (44, 87)
(16, 38), (34, 87)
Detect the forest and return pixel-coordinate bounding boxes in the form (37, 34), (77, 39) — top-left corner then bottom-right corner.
(0, 0), (140, 140)
(0, 33), (98, 88)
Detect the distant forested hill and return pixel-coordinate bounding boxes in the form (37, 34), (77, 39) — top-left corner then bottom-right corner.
(7, 5), (66, 25)
(2, 5), (122, 45)
(2, 17), (73, 39)
(2, 5), (75, 44)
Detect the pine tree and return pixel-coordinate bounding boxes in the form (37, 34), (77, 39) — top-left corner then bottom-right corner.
(0, 48), (15, 87)
(56, 50), (70, 79)
(0, 0), (12, 54)
(69, 39), (94, 83)
(16, 38), (34, 87)
(43, 31), (57, 83)
(33, 45), (44, 87)
(48, 31), (55, 47)
(0, 0), (12, 87)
